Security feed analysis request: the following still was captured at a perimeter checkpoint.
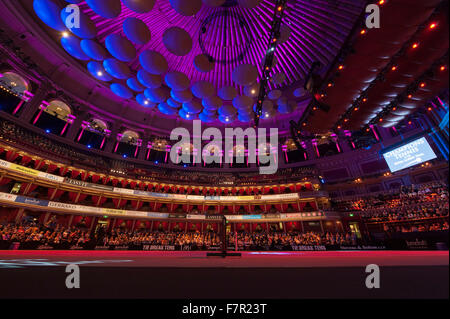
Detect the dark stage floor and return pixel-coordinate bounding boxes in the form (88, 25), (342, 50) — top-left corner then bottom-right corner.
(0, 251), (448, 299)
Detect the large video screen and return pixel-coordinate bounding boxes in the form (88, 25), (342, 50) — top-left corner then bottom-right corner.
(382, 137), (437, 173)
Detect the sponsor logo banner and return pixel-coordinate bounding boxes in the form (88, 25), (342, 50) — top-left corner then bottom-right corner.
(169, 213), (187, 219)
(113, 188), (134, 195)
(242, 215), (262, 220)
(147, 212), (169, 218)
(205, 196), (221, 200)
(186, 214), (206, 220)
(38, 172), (64, 182)
(224, 215), (242, 220)
(15, 196), (49, 207)
(205, 215), (223, 220)
(170, 194), (188, 200)
(291, 245), (327, 251)
(186, 195), (204, 200)
(142, 245), (175, 251)
(263, 214), (280, 219)
(0, 193), (17, 202)
(64, 178), (88, 188)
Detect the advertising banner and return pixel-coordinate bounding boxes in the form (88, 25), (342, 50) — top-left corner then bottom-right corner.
(15, 196), (49, 207)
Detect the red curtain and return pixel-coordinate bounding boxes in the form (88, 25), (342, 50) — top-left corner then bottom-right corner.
(0, 177), (11, 186)
(33, 159), (45, 170)
(47, 164), (58, 173)
(6, 150), (19, 162)
(91, 174), (100, 184)
(20, 155), (32, 166)
(68, 192), (79, 203)
(59, 167), (69, 176)
(77, 193), (87, 202)
(131, 200), (143, 210)
(71, 170), (80, 179)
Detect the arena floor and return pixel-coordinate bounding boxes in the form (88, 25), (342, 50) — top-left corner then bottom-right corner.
(0, 251), (448, 299)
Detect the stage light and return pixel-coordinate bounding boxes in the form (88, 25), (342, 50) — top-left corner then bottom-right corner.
(62, 32), (69, 38)
(360, 29), (366, 35)
(379, 118), (383, 122)
(440, 65), (446, 71)
(354, 107), (358, 111)
(429, 23), (437, 29)
(87, 145), (92, 148)
(362, 98), (367, 102)
(412, 43), (418, 49)
(408, 94), (413, 99)
(97, 71), (103, 76)
(420, 82), (426, 88)
(45, 129), (50, 133)
(338, 65), (344, 70)
(378, 0), (385, 5)
(391, 66), (397, 71)
(427, 107), (432, 111)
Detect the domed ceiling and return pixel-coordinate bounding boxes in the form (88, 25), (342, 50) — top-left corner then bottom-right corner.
(28, 0), (365, 126)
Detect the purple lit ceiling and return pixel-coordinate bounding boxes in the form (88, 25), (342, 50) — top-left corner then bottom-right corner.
(30, 0), (366, 126)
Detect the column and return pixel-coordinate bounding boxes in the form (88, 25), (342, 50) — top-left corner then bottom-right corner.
(18, 82), (51, 123)
(66, 110), (89, 141)
(104, 121), (122, 153)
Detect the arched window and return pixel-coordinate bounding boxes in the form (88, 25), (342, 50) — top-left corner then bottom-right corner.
(45, 100), (72, 121)
(78, 119), (109, 150)
(0, 71), (31, 114)
(33, 100), (73, 135)
(115, 130), (141, 158)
